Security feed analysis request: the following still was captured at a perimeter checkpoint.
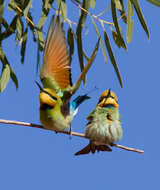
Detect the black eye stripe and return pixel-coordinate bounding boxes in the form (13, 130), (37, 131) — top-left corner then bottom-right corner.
(99, 95), (116, 103)
(44, 90), (57, 101)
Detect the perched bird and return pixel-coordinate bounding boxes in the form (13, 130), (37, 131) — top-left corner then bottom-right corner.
(75, 89), (123, 155)
(36, 15), (95, 132)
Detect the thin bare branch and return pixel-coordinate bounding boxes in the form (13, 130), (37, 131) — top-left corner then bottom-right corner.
(0, 118), (144, 154)
(71, 0), (114, 25)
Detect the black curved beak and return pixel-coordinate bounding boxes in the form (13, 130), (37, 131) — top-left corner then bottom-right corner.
(35, 80), (43, 92)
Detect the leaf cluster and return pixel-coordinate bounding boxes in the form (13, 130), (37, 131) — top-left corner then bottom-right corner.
(0, 0), (158, 92)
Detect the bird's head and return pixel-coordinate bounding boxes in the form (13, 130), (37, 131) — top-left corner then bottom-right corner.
(35, 81), (61, 109)
(97, 89), (119, 108)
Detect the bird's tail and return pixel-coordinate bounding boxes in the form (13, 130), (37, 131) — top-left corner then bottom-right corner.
(72, 94), (90, 110)
(75, 142), (112, 156)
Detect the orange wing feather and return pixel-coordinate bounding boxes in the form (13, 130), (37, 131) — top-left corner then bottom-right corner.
(43, 16), (72, 90)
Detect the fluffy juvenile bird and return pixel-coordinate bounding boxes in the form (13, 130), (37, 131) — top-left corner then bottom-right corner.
(75, 89), (123, 155)
(36, 15), (95, 132)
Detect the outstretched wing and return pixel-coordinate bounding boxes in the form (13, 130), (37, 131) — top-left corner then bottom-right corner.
(40, 16), (72, 92)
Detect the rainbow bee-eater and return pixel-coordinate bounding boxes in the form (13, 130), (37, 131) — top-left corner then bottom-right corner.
(36, 15), (99, 132)
(75, 89), (123, 155)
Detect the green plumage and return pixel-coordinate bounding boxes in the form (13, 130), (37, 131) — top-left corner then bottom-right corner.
(85, 106), (122, 144)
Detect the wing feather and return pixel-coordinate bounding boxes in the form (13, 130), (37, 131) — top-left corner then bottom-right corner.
(40, 16), (72, 91)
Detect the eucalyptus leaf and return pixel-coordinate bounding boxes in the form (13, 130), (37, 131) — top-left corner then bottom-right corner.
(104, 31), (123, 88)
(21, 27), (28, 63)
(126, 0), (133, 43)
(76, 0), (90, 83)
(67, 27), (74, 64)
(90, 0), (96, 9)
(111, 0), (127, 50)
(0, 63), (10, 92)
(0, 0), (5, 17)
(91, 18), (108, 63)
(130, 0), (150, 39)
(147, 0), (160, 7)
(23, 0), (32, 17)
(56, 0), (67, 21)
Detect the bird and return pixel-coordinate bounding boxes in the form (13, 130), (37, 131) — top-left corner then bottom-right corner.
(36, 15), (99, 133)
(75, 89), (123, 155)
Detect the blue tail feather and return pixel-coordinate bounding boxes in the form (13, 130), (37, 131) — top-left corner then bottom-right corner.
(70, 94), (90, 111)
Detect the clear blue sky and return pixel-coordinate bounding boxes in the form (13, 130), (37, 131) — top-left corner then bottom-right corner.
(0, 1), (158, 189)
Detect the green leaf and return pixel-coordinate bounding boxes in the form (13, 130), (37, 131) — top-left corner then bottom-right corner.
(36, 30), (44, 50)
(23, 0), (32, 17)
(91, 18), (108, 63)
(126, 0), (133, 43)
(0, 63), (10, 92)
(76, 0), (90, 84)
(114, 0), (123, 10)
(21, 27), (28, 63)
(118, 0), (127, 23)
(104, 31), (123, 88)
(16, 16), (24, 43)
(90, 0), (96, 9)
(0, 15), (18, 41)
(56, 0), (67, 21)
(0, 0), (5, 17)
(8, 0), (17, 11)
(67, 27), (74, 64)
(44, 0), (50, 9)
(9, 65), (18, 89)
(37, 0), (54, 29)
(111, 0), (127, 50)
(0, 46), (18, 90)
(112, 31), (121, 48)
(130, 0), (150, 39)
(147, 0), (160, 7)
(0, 18), (9, 29)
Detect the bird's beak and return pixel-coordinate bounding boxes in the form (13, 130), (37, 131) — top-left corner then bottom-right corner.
(104, 97), (119, 108)
(35, 81), (43, 92)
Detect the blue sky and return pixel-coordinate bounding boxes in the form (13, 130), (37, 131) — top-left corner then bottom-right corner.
(0, 1), (158, 189)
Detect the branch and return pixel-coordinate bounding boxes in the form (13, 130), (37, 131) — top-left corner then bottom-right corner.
(71, 0), (114, 25)
(0, 118), (144, 154)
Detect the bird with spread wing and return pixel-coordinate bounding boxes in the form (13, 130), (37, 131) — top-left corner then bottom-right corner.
(36, 15), (99, 133)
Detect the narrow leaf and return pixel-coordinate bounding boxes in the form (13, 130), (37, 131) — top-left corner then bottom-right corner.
(0, 18), (9, 29)
(56, 0), (67, 21)
(0, 0), (5, 17)
(90, 0), (96, 9)
(130, 0), (150, 39)
(16, 16), (24, 43)
(21, 27), (28, 63)
(118, 0), (127, 23)
(0, 46), (18, 90)
(0, 15), (18, 40)
(67, 27), (74, 64)
(147, 0), (160, 7)
(126, 0), (133, 43)
(111, 0), (127, 50)
(91, 18), (108, 63)
(114, 0), (123, 10)
(104, 31), (123, 88)
(76, 0), (90, 83)
(44, 0), (50, 9)
(9, 65), (18, 89)
(23, 0), (32, 17)
(0, 63), (10, 92)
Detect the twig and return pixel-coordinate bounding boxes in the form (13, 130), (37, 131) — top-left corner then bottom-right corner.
(15, 5), (35, 28)
(0, 118), (144, 154)
(71, 0), (114, 25)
